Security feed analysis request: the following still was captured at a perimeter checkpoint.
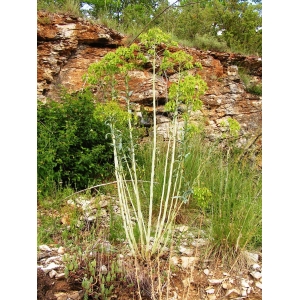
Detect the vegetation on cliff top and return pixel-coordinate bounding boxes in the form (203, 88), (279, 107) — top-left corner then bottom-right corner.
(37, 0), (262, 56)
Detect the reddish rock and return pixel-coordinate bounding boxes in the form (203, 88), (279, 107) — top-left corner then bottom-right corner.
(37, 11), (261, 149)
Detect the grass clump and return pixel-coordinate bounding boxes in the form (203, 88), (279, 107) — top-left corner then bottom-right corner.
(239, 67), (262, 96)
(37, 0), (82, 16)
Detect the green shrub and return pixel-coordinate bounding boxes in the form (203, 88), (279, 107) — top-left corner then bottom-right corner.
(194, 34), (228, 52)
(37, 88), (114, 195)
(239, 68), (262, 96)
(246, 83), (262, 96)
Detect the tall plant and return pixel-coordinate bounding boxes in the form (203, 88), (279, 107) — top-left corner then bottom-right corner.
(84, 28), (207, 260)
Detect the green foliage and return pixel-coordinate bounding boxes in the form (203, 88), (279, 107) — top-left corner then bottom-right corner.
(246, 83), (262, 96)
(209, 159), (262, 260)
(239, 68), (262, 96)
(140, 27), (178, 50)
(37, 88), (114, 195)
(109, 214), (126, 242)
(192, 186), (212, 212)
(64, 249), (124, 300)
(186, 135), (262, 264)
(194, 33), (228, 52)
(38, 0), (82, 16)
(38, 16), (52, 25)
(220, 117), (241, 138)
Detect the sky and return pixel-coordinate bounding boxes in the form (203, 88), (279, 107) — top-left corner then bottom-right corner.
(0, 1), (299, 299)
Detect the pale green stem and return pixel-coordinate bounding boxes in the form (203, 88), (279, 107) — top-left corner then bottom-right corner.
(111, 127), (136, 254)
(153, 135), (172, 243)
(124, 76), (147, 245)
(152, 78), (182, 252)
(147, 48), (157, 255)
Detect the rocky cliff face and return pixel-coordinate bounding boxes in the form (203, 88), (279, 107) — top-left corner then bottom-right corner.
(37, 11), (262, 148)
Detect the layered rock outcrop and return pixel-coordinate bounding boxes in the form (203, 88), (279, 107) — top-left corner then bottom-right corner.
(37, 11), (262, 149)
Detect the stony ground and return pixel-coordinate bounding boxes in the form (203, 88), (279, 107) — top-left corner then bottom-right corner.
(37, 247), (262, 300)
(37, 195), (262, 300)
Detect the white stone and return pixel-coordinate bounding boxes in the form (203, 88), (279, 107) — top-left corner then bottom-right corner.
(204, 269), (210, 276)
(191, 238), (207, 247)
(222, 282), (232, 290)
(241, 279), (250, 288)
(252, 263), (260, 270)
(87, 215), (97, 222)
(49, 270), (57, 278)
(55, 273), (65, 279)
(181, 257), (199, 269)
(243, 251), (259, 263)
(41, 262), (61, 273)
(255, 282), (262, 289)
(250, 271), (262, 280)
(205, 288), (215, 294)
(170, 256), (179, 266)
(208, 279), (224, 285)
(179, 246), (194, 256)
(225, 289), (240, 297)
(45, 256), (62, 264)
(39, 245), (51, 252)
(67, 199), (75, 206)
(100, 265), (108, 275)
(177, 225), (189, 232)
(100, 200), (108, 208)
(58, 247), (65, 255)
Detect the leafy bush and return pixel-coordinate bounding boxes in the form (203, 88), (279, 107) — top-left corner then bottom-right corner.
(37, 89), (114, 195)
(194, 34), (228, 52)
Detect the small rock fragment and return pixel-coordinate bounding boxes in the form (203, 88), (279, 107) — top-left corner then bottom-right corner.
(45, 255), (62, 264)
(181, 257), (199, 268)
(222, 282), (232, 290)
(177, 225), (189, 232)
(252, 263), (260, 270)
(100, 265), (108, 274)
(179, 246), (194, 256)
(250, 271), (262, 280)
(241, 279), (250, 288)
(255, 282), (262, 289)
(204, 269), (210, 276)
(205, 288), (215, 294)
(208, 279), (224, 285)
(55, 273), (65, 279)
(39, 245), (51, 252)
(191, 238), (207, 247)
(41, 262), (61, 274)
(49, 269), (57, 278)
(241, 289), (247, 297)
(225, 288), (241, 297)
(57, 246), (65, 255)
(243, 251), (259, 263)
